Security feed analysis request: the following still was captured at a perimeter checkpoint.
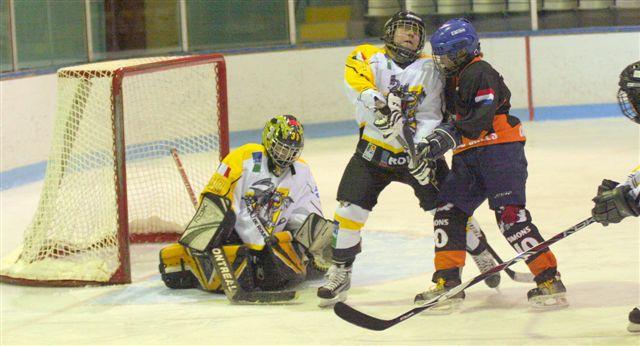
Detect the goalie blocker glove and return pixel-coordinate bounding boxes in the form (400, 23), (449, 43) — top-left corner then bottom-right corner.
(591, 179), (640, 226)
(416, 122), (461, 160)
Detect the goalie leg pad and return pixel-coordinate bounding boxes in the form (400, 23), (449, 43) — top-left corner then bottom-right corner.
(179, 192), (236, 252)
(159, 243), (199, 289)
(251, 232), (306, 291)
(159, 242), (254, 292)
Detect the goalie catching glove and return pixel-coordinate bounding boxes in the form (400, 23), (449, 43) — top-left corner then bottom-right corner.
(293, 213), (335, 271)
(373, 92), (404, 139)
(416, 122), (461, 160)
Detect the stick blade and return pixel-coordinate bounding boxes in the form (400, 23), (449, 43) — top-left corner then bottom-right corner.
(333, 302), (394, 331)
(233, 290), (299, 305)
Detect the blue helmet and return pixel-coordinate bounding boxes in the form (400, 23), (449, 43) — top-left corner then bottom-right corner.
(429, 18), (480, 76)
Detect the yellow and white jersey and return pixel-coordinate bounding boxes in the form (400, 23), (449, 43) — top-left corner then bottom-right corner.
(202, 143), (323, 250)
(344, 44), (444, 154)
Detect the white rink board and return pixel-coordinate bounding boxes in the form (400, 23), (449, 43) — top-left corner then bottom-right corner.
(1, 118), (639, 345)
(3, 31), (639, 172)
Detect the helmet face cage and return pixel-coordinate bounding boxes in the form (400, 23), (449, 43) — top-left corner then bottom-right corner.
(433, 49), (471, 77)
(383, 12), (425, 65)
(618, 61), (640, 124)
(262, 115), (304, 169)
(618, 88), (640, 124)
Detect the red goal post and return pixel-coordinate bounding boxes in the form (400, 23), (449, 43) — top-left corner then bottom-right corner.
(1, 54), (229, 286)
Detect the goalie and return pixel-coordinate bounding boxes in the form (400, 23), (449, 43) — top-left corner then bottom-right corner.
(159, 115), (333, 294)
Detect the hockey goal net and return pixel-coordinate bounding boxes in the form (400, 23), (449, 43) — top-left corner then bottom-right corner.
(0, 54), (229, 286)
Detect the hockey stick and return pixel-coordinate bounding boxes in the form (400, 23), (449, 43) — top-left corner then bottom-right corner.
(333, 217), (596, 331)
(466, 220), (534, 283)
(170, 149), (297, 304)
(484, 241), (534, 283)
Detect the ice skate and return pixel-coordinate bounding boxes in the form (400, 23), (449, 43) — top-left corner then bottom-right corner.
(414, 277), (465, 314)
(527, 274), (568, 309)
(470, 249), (501, 288)
(628, 307), (640, 333)
(317, 263), (351, 308)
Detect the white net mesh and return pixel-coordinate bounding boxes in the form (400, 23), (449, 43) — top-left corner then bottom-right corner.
(1, 55), (226, 285)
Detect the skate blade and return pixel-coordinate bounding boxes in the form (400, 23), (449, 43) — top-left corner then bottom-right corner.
(416, 298), (464, 315)
(627, 322), (640, 333)
(529, 293), (569, 310)
(318, 291), (347, 308)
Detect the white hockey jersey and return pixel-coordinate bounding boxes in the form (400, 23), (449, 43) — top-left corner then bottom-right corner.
(202, 143), (323, 250)
(344, 44), (444, 154)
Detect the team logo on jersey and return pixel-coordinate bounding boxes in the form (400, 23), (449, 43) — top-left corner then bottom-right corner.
(387, 75), (425, 131)
(242, 178), (293, 232)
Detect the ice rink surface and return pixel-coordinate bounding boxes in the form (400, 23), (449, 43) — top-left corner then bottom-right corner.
(1, 117), (639, 345)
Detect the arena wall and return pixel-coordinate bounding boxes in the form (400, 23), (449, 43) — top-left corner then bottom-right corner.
(1, 30), (638, 187)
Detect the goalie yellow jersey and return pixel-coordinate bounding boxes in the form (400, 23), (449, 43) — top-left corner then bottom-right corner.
(202, 143), (323, 250)
(344, 44), (444, 154)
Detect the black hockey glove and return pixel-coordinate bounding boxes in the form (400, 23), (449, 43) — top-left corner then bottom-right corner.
(592, 180), (640, 226)
(416, 122), (461, 160)
(596, 179), (619, 195)
(373, 92), (403, 139)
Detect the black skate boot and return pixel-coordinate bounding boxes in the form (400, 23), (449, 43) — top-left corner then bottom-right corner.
(414, 277), (465, 314)
(527, 273), (568, 309)
(317, 262), (351, 308)
(628, 307), (640, 333)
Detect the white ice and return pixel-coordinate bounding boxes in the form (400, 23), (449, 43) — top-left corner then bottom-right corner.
(1, 118), (639, 345)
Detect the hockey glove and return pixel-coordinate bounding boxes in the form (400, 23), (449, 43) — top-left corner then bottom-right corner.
(373, 92), (404, 139)
(416, 122), (461, 160)
(408, 156), (435, 185)
(359, 89), (385, 109)
(592, 181), (640, 226)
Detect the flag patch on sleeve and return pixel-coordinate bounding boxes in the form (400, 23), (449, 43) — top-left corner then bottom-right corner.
(474, 88), (495, 105)
(252, 152), (262, 172)
(216, 162), (231, 177)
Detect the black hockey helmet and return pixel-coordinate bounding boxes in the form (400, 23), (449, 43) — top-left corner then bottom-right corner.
(382, 10), (426, 65)
(618, 60), (640, 124)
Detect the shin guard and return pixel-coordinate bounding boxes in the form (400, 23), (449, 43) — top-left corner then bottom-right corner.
(496, 205), (558, 280)
(433, 204), (468, 277)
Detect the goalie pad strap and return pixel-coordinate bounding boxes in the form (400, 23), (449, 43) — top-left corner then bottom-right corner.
(179, 192), (236, 252)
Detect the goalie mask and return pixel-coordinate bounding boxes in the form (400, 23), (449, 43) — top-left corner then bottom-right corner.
(383, 11), (426, 65)
(262, 115), (304, 173)
(618, 60), (640, 124)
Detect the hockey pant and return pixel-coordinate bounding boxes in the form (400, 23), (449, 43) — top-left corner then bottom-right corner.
(432, 204), (558, 284)
(159, 231), (307, 292)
